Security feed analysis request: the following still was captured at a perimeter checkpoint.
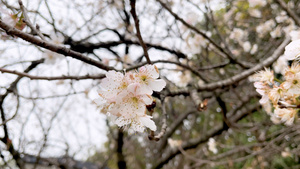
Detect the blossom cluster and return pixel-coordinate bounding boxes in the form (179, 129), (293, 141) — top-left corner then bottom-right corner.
(95, 65), (166, 132)
(252, 40), (300, 126)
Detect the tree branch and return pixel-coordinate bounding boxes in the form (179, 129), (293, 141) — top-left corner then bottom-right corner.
(0, 19), (114, 71)
(130, 0), (152, 64)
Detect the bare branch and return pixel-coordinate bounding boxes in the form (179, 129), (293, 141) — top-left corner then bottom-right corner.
(0, 19), (115, 71)
(0, 67), (105, 80)
(130, 0), (152, 64)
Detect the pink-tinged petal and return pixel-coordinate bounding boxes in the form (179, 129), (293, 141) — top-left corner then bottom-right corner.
(127, 83), (140, 94)
(139, 65), (159, 79)
(139, 94), (153, 105)
(282, 81), (291, 90)
(114, 89), (129, 104)
(254, 82), (264, 89)
(256, 89), (265, 96)
(127, 83), (152, 96)
(139, 116), (157, 131)
(148, 79), (166, 92)
(259, 95), (269, 104)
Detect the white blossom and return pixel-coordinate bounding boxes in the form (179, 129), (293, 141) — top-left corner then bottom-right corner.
(289, 30), (300, 41)
(274, 108), (297, 126)
(248, 0), (267, 7)
(95, 64), (166, 132)
(270, 26), (282, 38)
(273, 56), (288, 74)
(249, 9), (261, 18)
(283, 39), (300, 60)
(250, 44), (258, 54)
(208, 138), (218, 154)
(230, 28), (246, 42)
(243, 41), (251, 52)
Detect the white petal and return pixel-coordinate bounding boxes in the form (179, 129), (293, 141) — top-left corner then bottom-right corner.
(148, 79), (166, 92)
(115, 117), (131, 127)
(127, 83), (140, 94)
(93, 97), (106, 106)
(106, 71), (124, 79)
(284, 39), (300, 60)
(139, 65), (159, 79)
(259, 95), (269, 104)
(138, 84), (153, 95)
(130, 122), (145, 132)
(139, 116), (157, 131)
(139, 94), (153, 105)
(285, 117), (294, 126)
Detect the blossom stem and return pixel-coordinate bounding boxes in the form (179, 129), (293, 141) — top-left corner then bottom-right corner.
(274, 78), (283, 83)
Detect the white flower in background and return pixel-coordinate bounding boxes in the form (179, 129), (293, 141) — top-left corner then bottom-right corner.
(185, 12), (199, 25)
(270, 26), (282, 38)
(250, 44), (258, 54)
(276, 14), (289, 23)
(168, 138), (182, 149)
(123, 54), (133, 68)
(249, 9), (261, 18)
(1, 10), (17, 27)
(230, 28), (246, 42)
(243, 41), (252, 52)
(274, 107), (297, 126)
(273, 56), (288, 74)
(289, 30), (300, 41)
(265, 19), (276, 29)
(43, 33), (65, 64)
(0, 7), (25, 30)
(281, 148), (292, 158)
(283, 39), (300, 60)
(95, 64), (166, 132)
(248, 0), (267, 7)
(185, 34), (207, 54)
(223, 7), (235, 22)
(50, 33), (64, 46)
(178, 71), (191, 87)
(208, 138), (218, 154)
(43, 50), (64, 65)
(256, 20), (276, 38)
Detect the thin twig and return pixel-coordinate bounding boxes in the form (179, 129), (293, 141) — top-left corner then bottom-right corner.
(130, 0), (152, 64)
(18, 0), (45, 40)
(0, 19), (115, 71)
(0, 67), (105, 80)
